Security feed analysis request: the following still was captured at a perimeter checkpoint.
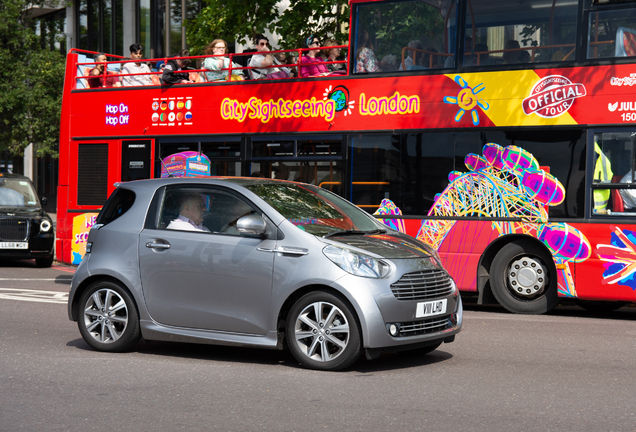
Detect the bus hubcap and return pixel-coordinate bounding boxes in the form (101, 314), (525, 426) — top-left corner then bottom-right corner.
(507, 257), (546, 297)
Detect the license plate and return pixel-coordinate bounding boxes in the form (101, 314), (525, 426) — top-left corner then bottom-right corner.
(0, 242), (28, 249)
(416, 299), (447, 318)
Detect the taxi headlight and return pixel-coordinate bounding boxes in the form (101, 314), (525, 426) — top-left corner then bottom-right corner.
(40, 220), (52, 232)
(323, 245), (389, 278)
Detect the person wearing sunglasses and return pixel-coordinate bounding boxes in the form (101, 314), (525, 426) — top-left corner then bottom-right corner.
(300, 36), (332, 78)
(248, 34), (289, 79)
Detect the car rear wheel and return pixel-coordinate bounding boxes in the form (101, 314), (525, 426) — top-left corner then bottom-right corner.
(78, 280), (140, 352)
(490, 240), (559, 315)
(286, 291), (361, 371)
(35, 256), (53, 268)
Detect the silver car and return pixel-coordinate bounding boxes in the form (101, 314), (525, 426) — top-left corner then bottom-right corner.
(68, 178), (462, 370)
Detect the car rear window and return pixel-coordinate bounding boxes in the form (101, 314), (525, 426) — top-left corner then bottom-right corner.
(96, 188), (135, 225)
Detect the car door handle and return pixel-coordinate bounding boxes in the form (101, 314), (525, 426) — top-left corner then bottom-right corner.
(257, 247), (308, 256)
(146, 242), (171, 250)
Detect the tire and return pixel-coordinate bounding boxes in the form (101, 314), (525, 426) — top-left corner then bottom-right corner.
(286, 290), (362, 371)
(490, 240), (559, 314)
(575, 300), (627, 313)
(35, 256), (53, 268)
(78, 280), (141, 352)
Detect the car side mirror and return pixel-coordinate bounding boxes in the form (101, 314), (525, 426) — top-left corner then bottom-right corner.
(236, 215), (267, 236)
(40, 197), (48, 206)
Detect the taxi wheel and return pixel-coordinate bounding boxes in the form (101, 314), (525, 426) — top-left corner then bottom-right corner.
(286, 290), (361, 371)
(35, 256), (53, 268)
(490, 240), (559, 315)
(78, 280), (140, 352)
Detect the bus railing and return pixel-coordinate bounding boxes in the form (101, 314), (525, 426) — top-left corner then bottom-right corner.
(70, 46), (349, 90)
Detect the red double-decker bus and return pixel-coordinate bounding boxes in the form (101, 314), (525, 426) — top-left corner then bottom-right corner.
(59, 0), (636, 314)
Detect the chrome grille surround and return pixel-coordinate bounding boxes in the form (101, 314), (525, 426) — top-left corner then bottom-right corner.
(0, 218), (29, 241)
(390, 269), (454, 301)
(397, 316), (452, 337)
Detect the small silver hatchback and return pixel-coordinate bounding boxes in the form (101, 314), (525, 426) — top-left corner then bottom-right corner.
(68, 178), (462, 370)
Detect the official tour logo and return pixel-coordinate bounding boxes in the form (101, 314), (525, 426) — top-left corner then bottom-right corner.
(522, 75), (586, 118)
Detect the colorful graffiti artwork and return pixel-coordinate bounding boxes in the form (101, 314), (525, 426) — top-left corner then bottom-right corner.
(374, 198), (406, 234)
(596, 226), (636, 290)
(376, 143), (591, 298)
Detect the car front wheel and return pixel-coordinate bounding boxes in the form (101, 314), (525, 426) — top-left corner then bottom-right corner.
(286, 291), (361, 371)
(78, 280), (140, 352)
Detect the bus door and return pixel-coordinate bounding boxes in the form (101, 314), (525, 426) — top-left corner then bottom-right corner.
(249, 135), (345, 198)
(121, 139), (153, 181)
(577, 129), (636, 302)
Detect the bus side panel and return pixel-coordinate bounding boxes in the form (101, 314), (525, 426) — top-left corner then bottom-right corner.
(403, 219), (498, 291)
(573, 222), (636, 302)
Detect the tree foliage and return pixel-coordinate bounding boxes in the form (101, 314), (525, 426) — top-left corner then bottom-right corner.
(186, 0), (350, 55)
(0, 0), (66, 157)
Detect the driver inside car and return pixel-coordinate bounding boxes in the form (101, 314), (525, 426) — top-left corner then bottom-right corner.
(167, 193), (210, 232)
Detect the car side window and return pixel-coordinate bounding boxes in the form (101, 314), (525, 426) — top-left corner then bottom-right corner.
(159, 187), (256, 234)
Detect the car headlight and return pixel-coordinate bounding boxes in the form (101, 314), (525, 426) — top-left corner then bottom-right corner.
(40, 220), (52, 232)
(323, 244), (390, 278)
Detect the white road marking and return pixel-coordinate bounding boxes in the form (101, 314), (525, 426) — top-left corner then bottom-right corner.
(0, 288), (69, 304)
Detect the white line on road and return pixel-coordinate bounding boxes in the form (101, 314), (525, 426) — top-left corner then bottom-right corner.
(0, 288), (69, 304)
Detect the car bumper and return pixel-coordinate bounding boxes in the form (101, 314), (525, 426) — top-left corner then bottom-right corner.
(330, 267), (463, 351)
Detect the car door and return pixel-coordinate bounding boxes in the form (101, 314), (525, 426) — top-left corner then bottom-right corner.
(138, 185), (276, 335)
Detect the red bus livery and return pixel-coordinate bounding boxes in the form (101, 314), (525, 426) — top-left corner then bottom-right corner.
(58, 0), (636, 314)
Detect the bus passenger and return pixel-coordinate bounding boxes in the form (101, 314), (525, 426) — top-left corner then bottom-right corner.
(300, 36), (331, 77)
(121, 44), (152, 86)
(323, 39), (344, 73)
(202, 39), (243, 81)
(503, 40), (521, 64)
(399, 40), (422, 70)
(88, 53), (121, 88)
(619, 171), (636, 210)
(161, 49), (194, 85)
(249, 34), (289, 79)
(356, 30), (382, 73)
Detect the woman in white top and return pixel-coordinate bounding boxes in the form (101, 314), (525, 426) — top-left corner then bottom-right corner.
(202, 39), (243, 81)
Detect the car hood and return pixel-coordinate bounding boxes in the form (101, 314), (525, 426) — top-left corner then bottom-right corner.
(324, 232), (437, 259)
(0, 206), (47, 218)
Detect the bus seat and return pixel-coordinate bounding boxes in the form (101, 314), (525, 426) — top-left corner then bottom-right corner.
(615, 27), (636, 57)
(611, 175), (625, 212)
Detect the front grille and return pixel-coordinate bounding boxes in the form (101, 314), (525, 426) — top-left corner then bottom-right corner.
(0, 219), (29, 241)
(390, 269), (453, 300)
(398, 316), (452, 337)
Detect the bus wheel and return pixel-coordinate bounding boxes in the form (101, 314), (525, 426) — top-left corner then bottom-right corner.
(490, 240), (558, 314)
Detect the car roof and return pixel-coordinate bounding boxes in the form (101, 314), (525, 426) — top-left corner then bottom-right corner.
(116, 176), (316, 191)
(0, 173), (32, 181)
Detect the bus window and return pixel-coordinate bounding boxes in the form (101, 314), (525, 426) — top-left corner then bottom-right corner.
(201, 141), (241, 177)
(588, 6), (636, 59)
(465, 0), (578, 67)
(250, 161), (344, 196)
(354, 0), (456, 73)
(593, 132), (636, 216)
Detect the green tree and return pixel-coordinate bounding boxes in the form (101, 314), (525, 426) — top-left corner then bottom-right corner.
(186, 0), (349, 55)
(186, 0), (279, 55)
(0, 0), (66, 157)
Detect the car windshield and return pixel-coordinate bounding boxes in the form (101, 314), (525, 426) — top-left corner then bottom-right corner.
(245, 183), (383, 236)
(0, 178), (39, 207)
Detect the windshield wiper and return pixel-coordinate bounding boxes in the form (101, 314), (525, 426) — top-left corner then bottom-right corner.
(323, 228), (386, 238)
